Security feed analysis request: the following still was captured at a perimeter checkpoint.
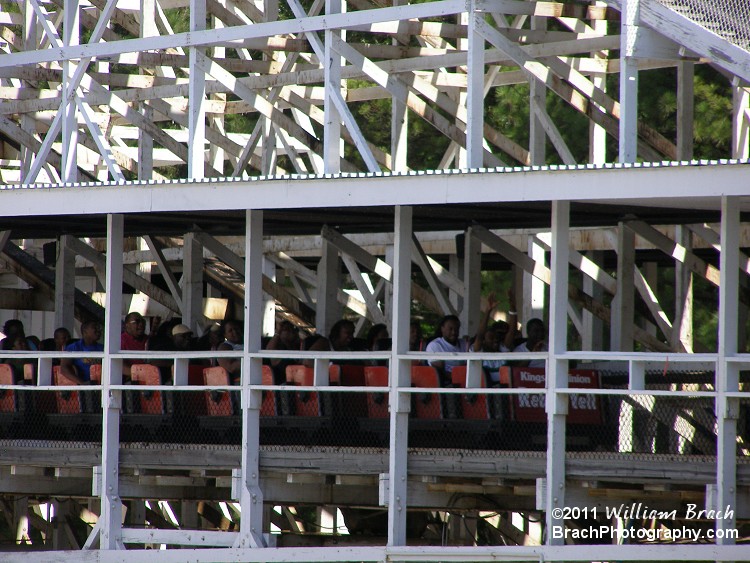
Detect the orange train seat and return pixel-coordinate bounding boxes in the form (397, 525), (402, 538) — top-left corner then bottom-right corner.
(450, 365), (490, 420)
(284, 364), (341, 417)
(203, 366), (234, 416)
(53, 365), (82, 414)
(410, 365), (442, 419)
(0, 364), (16, 413)
(363, 366), (389, 419)
(130, 364), (164, 414)
(285, 365), (320, 417)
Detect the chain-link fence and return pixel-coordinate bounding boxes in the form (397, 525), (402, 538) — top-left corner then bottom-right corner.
(657, 0), (750, 50)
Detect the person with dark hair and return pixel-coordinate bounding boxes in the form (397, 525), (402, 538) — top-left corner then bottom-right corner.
(265, 320), (301, 384)
(425, 314), (469, 385)
(307, 319), (357, 353)
(1, 319), (38, 351)
(60, 321), (103, 384)
(121, 312), (149, 379)
(409, 321), (425, 352)
(513, 318), (547, 368)
(218, 320), (243, 385)
(328, 319), (356, 351)
(2, 335), (31, 381)
(53, 327), (72, 351)
(366, 323), (389, 351)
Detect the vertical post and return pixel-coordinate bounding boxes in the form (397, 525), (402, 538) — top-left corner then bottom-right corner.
(388, 205), (412, 546)
(716, 196), (739, 543)
(183, 233), (204, 333)
(461, 228), (481, 339)
(55, 235), (75, 332)
(316, 240), (340, 337)
(466, 4), (485, 169)
(523, 236), (546, 325)
(611, 222), (635, 351)
(20, 4), (37, 181)
(529, 15), (547, 166)
(101, 214), (123, 550)
(62, 0), (80, 183)
(545, 200), (569, 545)
(138, 0), (156, 180)
(619, 0), (639, 163)
(262, 258), (276, 337)
(676, 61), (695, 161)
(732, 80), (749, 160)
(188, 0), (207, 179)
(384, 245), (395, 328)
(582, 251), (604, 351)
(390, 0), (408, 172)
(234, 209), (266, 548)
(673, 226), (693, 352)
(589, 1), (607, 165)
(324, 0), (343, 173)
(449, 254), (463, 312)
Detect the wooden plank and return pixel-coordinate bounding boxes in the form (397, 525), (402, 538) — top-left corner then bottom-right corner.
(67, 236), (181, 313)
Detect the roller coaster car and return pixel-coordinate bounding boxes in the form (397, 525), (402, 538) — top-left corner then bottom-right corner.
(498, 366), (608, 450)
(121, 364), (175, 443)
(0, 364), (24, 439)
(47, 366), (101, 442)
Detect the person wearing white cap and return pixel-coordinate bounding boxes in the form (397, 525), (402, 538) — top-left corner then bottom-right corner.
(171, 324), (194, 351)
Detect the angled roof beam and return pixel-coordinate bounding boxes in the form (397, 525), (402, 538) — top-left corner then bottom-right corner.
(66, 236), (181, 313)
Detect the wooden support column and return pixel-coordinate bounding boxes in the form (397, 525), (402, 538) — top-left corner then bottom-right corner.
(619, 0), (639, 163)
(589, 1), (607, 164)
(466, 3), (485, 169)
(20, 4), (37, 182)
(677, 61), (694, 161)
(138, 0), (157, 180)
(582, 251), (604, 351)
(183, 233), (203, 333)
(546, 200), (569, 545)
(234, 209), (265, 548)
(262, 258), (277, 337)
(611, 223), (635, 351)
(462, 229), (481, 339)
(529, 15), (547, 166)
(315, 240), (341, 337)
(324, 0), (343, 173)
(55, 234), (75, 331)
(62, 0), (80, 183)
(101, 213), (124, 550)
(449, 254), (463, 312)
(523, 236), (546, 327)
(388, 205), (412, 546)
(709, 196), (740, 545)
(14, 497), (29, 545)
(716, 196), (739, 544)
(673, 226), (693, 352)
(188, 0), (207, 179)
(390, 0), (408, 172)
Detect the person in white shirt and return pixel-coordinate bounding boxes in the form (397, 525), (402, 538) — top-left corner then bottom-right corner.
(426, 315), (469, 385)
(513, 318), (547, 369)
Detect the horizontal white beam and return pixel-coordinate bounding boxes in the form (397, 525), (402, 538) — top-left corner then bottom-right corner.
(0, 0), (464, 69)
(2, 162), (749, 217)
(1, 543), (749, 563)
